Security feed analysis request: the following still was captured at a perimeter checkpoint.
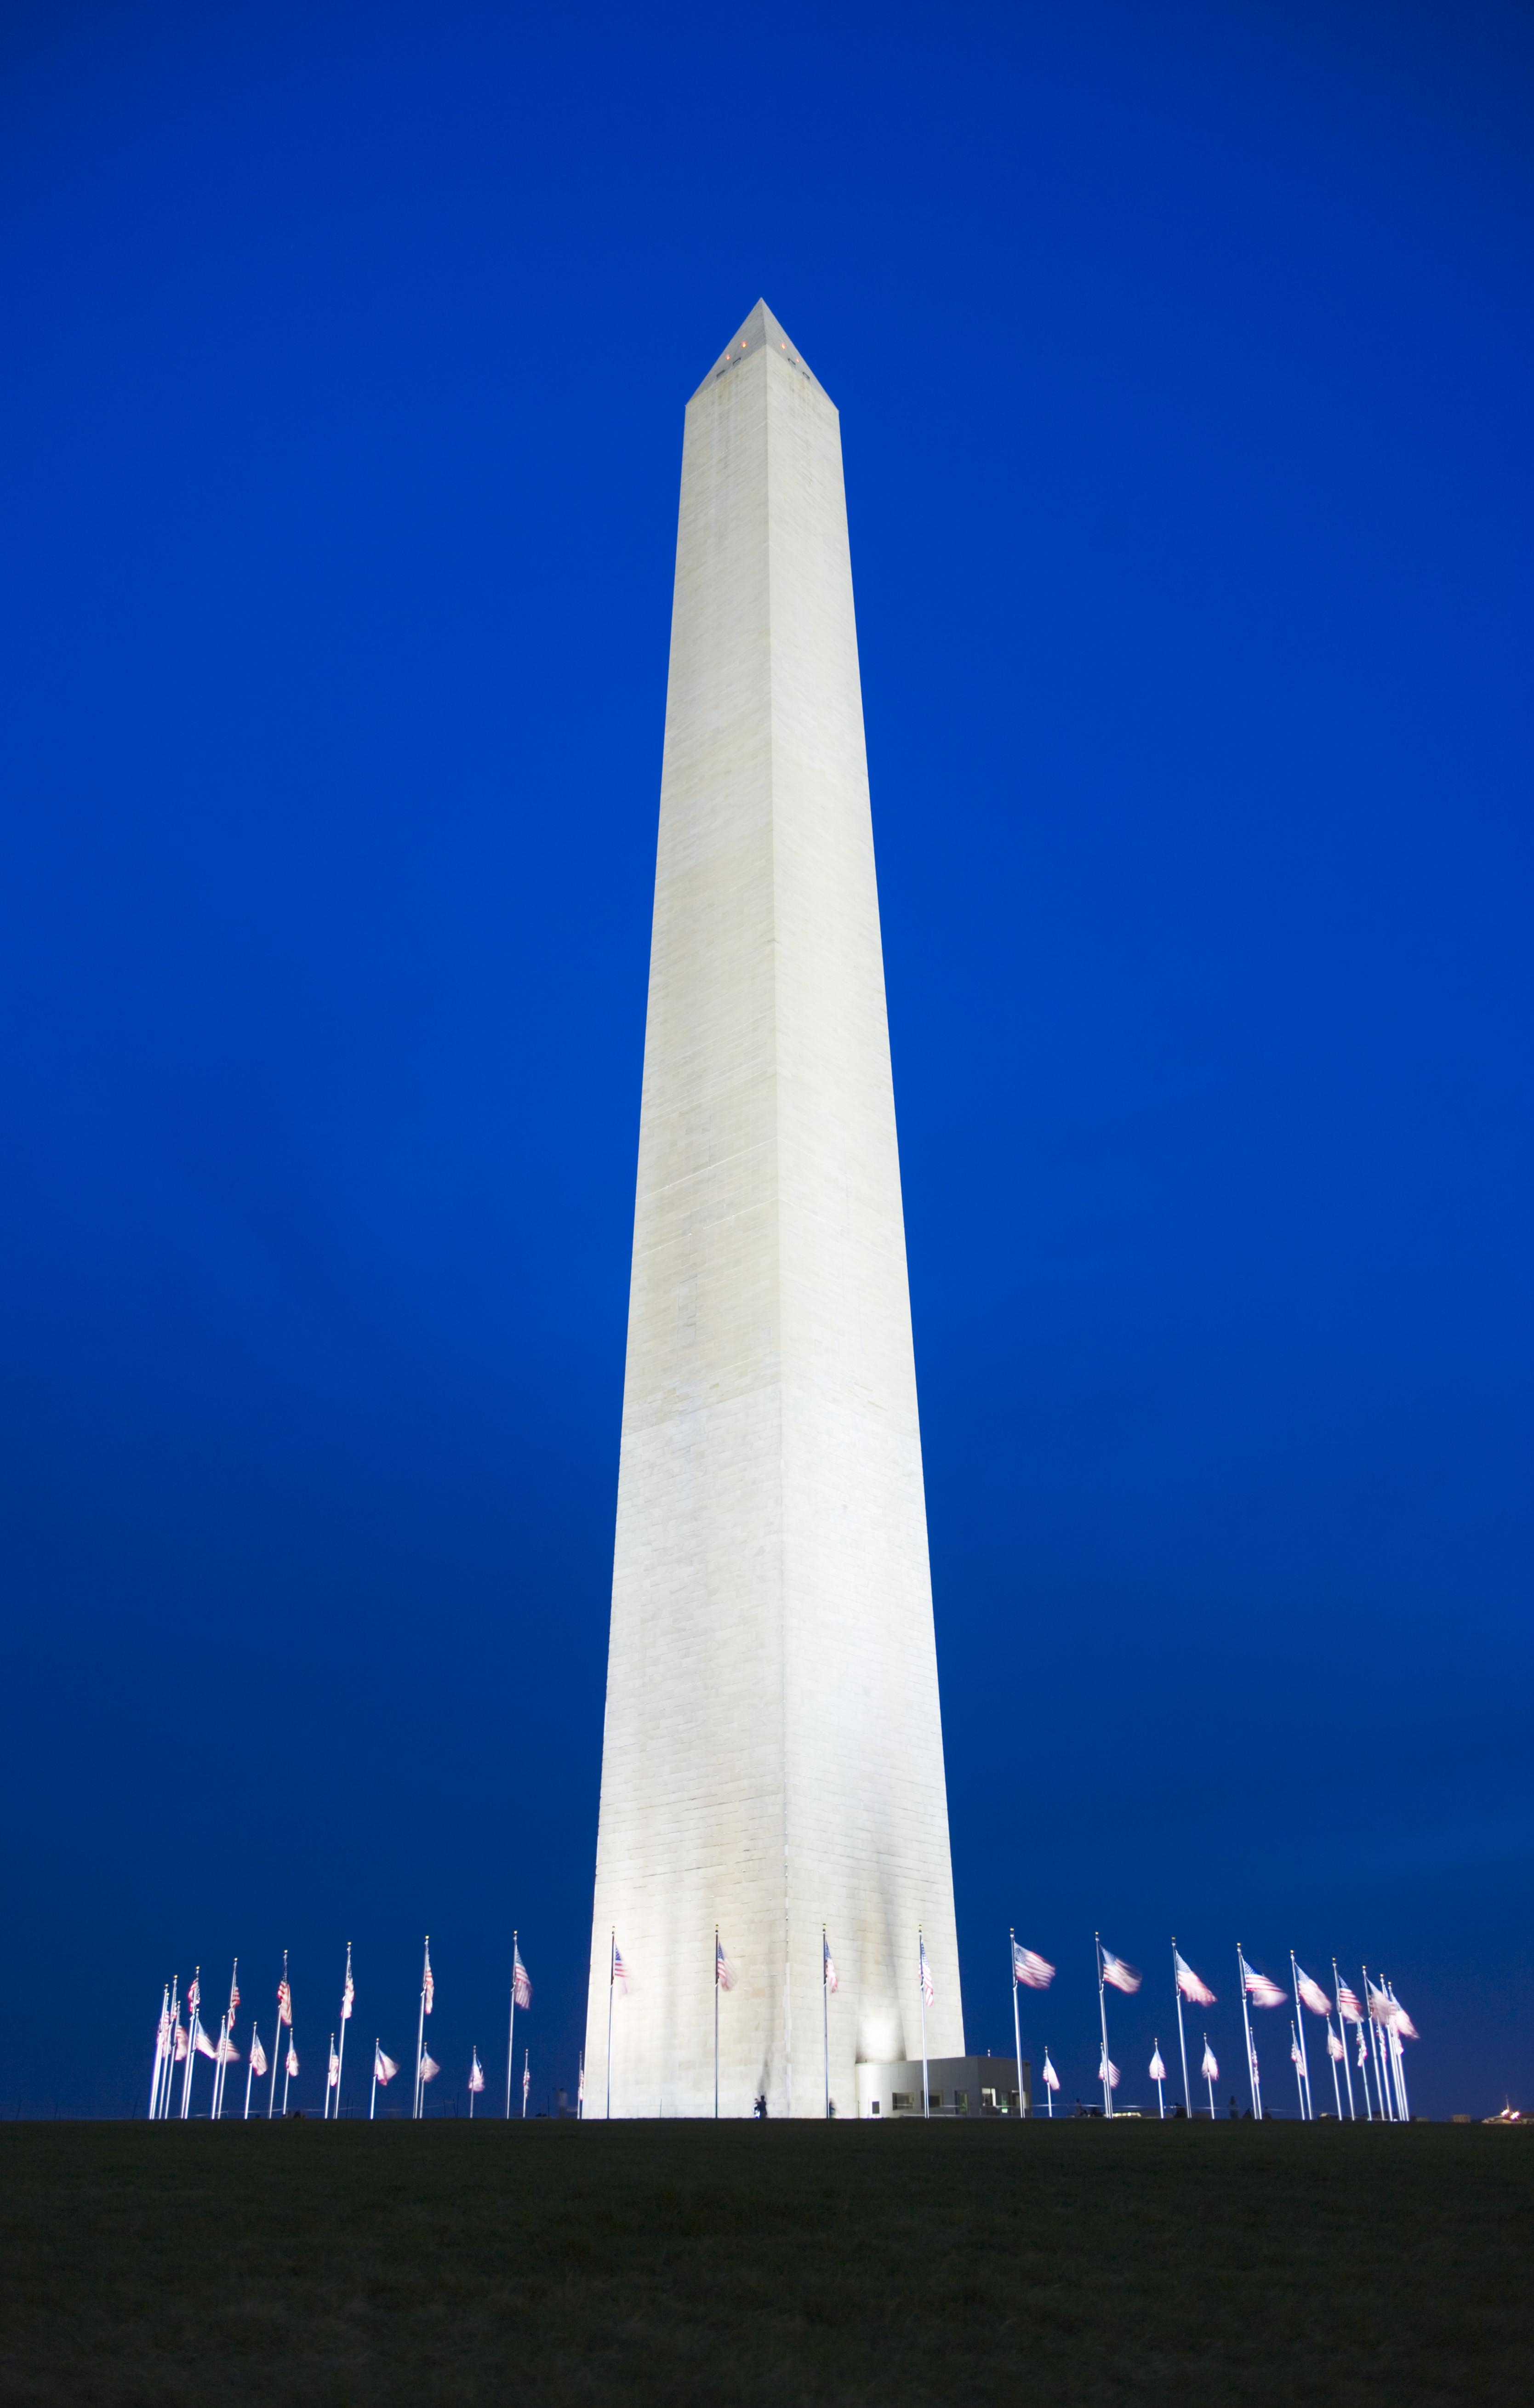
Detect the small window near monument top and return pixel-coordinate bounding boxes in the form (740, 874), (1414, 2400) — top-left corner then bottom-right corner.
(1008, 2092), (1020, 2112)
(929, 2093), (943, 2109)
(892, 2091), (917, 2111)
(870, 2100), (880, 2116)
(981, 2087), (998, 2107)
(953, 2090), (969, 2113)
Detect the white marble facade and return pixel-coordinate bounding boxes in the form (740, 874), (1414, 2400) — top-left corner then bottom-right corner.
(584, 302), (962, 2116)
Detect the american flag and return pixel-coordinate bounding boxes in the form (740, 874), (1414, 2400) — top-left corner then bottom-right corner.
(1367, 1980), (1392, 2025)
(277, 1978), (292, 2027)
(1175, 1950), (1216, 2006)
(1327, 2029), (1346, 2062)
(1200, 2041), (1219, 2082)
(823, 1934), (838, 1993)
(1291, 2033), (1303, 2066)
(513, 1944), (532, 2011)
(715, 1936), (736, 1991)
(195, 2027), (220, 2061)
(919, 1936), (935, 2006)
(612, 1944), (629, 1992)
(1242, 1959), (1285, 2009)
(1149, 2045), (1167, 2082)
(419, 2052), (439, 2085)
(423, 1950), (434, 2015)
(173, 2020), (188, 2061)
(1389, 1991), (1419, 2042)
(1012, 1941), (1055, 1990)
(219, 2030), (241, 2067)
(522, 2056), (530, 2110)
(342, 1951), (354, 2021)
(1041, 2052), (1060, 2092)
(1101, 1949), (1141, 1995)
(328, 2043), (339, 2088)
(249, 2036), (268, 2078)
(227, 1970), (240, 2026)
(1336, 1978), (1363, 2024)
(375, 2047), (398, 2085)
(1098, 2049), (1120, 2090)
(187, 1977), (200, 2013)
(467, 2051), (484, 2095)
(285, 2044), (300, 2079)
(1295, 1966), (1333, 2018)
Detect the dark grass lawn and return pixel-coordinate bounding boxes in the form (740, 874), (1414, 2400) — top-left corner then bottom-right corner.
(1, 2118), (1529, 2406)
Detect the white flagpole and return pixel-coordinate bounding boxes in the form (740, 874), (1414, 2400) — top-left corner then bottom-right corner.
(1044, 2049), (1053, 2116)
(1385, 1982), (1409, 2119)
(334, 1943), (352, 2121)
(1237, 1947), (1260, 2120)
(1010, 1930), (1024, 2121)
(325, 2032), (336, 2119)
(522, 2045), (529, 2119)
(1204, 2035), (1216, 2120)
(244, 2023), (258, 2120)
(1095, 1934), (1113, 2118)
(181, 1971), (200, 2119)
(578, 2048), (584, 2121)
(161, 1976), (179, 2119)
(606, 1928), (615, 2119)
(1154, 2045), (1165, 2119)
(1378, 1975), (1399, 2121)
(918, 1927), (930, 2118)
(1332, 1960), (1357, 2120)
(212, 1960), (236, 2120)
(1289, 1954), (1312, 2118)
(269, 1951), (287, 2119)
(469, 2052), (475, 2119)
(1326, 2019), (1343, 2118)
(1388, 1983), (1412, 2119)
(282, 2036), (293, 2117)
(226, 1957), (240, 2117)
(413, 1939), (428, 2121)
(714, 1924), (720, 2121)
(823, 1925), (831, 2121)
(148, 1986), (169, 2121)
(506, 1932), (517, 2122)
(1289, 2020), (1306, 2117)
(1361, 1968), (1389, 2120)
(371, 2040), (379, 2121)
(1379, 2003), (1397, 2121)
(1172, 1939), (1192, 2118)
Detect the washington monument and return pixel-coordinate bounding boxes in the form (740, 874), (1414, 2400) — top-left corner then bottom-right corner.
(584, 301), (962, 2117)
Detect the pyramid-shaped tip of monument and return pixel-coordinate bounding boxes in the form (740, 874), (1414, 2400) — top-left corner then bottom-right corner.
(690, 300), (827, 401)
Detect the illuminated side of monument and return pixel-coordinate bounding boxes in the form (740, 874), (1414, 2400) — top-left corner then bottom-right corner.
(584, 301), (962, 2116)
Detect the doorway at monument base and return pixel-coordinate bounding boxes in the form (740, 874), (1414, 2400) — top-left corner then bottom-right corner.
(855, 2055), (1034, 2120)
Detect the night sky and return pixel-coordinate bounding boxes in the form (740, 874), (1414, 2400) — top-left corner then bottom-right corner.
(2, 1), (1529, 2123)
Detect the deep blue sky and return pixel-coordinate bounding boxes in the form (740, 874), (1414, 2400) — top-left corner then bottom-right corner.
(2, 0), (1529, 2122)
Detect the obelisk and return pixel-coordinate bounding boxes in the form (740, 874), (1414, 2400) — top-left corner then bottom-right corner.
(584, 301), (962, 2117)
